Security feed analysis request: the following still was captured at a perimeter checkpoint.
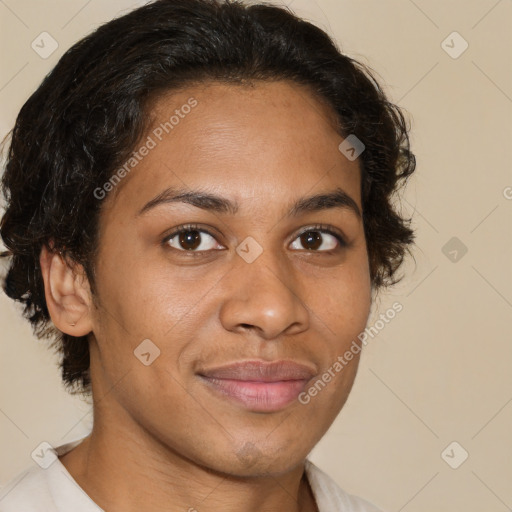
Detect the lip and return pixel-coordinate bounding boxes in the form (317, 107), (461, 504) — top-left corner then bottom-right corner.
(197, 360), (316, 412)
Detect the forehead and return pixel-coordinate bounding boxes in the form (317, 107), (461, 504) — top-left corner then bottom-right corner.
(150, 79), (342, 135)
(102, 80), (360, 215)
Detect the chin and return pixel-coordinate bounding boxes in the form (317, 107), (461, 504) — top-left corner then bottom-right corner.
(203, 440), (309, 479)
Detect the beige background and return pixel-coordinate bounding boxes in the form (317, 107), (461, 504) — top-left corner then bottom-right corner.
(1, 0), (511, 510)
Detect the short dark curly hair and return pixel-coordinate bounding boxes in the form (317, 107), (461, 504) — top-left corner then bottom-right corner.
(0, 0), (415, 396)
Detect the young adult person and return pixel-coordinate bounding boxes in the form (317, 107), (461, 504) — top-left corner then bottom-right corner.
(0, 1), (415, 510)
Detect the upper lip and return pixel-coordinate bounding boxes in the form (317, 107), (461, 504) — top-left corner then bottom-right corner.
(197, 360), (316, 382)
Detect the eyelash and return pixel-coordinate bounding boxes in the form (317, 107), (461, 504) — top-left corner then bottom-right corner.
(162, 223), (347, 254)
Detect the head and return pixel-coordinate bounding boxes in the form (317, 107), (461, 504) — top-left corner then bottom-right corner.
(1, 0), (415, 476)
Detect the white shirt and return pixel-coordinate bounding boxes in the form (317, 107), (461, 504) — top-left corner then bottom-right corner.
(0, 437), (384, 511)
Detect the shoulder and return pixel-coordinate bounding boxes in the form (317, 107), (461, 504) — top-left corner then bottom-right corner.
(0, 436), (102, 512)
(305, 459), (385, 512)
(0, 464), (57, 511)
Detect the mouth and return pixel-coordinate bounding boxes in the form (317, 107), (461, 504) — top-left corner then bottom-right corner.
(196, 360), (316, 412)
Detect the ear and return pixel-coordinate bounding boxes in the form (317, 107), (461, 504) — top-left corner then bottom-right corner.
(39, 245), (94, 337)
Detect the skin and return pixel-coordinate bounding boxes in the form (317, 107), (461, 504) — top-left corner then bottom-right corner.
(40, 80), (372, 512)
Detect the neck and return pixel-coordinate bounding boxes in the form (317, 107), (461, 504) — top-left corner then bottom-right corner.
(59, 404), (318, 512)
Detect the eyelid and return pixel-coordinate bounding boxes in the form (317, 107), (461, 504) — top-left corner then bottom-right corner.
(162, 223), (347, 252)
(162, 223), (224, 251)
(294, 223), (347, 248)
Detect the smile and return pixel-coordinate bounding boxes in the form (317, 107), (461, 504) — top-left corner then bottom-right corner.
(197, 359), (315, 412)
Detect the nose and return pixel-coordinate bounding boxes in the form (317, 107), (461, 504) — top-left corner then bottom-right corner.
(218, 250), (310, 340)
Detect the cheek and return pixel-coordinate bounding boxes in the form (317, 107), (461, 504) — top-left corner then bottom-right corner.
(307, 260), (372, 340)
(296, 268), (370, 426)
(299, 256), (371, 417)
(90, 258), (224, 387)
(94, 254), (198, 336)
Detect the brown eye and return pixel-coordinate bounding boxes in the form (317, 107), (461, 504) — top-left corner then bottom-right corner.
(299, 231), (322, 250)
(290, 228), (344, 251)
(177, 230), (201, 250)
(165, 228), (221, 252)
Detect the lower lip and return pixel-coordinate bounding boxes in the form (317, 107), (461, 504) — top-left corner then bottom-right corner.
(199, 376), (309, 412)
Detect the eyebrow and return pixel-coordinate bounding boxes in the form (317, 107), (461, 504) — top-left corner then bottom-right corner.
(137, 186), (362, 219)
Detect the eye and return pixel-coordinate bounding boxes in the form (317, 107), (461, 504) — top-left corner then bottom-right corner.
(290, 225), (346, 252)
(164, 224), (223, 252)
(163, 223), (347, 254)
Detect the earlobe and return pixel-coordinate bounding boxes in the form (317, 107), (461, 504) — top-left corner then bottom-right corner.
(39, 245), (93, 337)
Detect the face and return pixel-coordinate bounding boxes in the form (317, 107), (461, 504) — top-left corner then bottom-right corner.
(86, 80), (372, 476)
